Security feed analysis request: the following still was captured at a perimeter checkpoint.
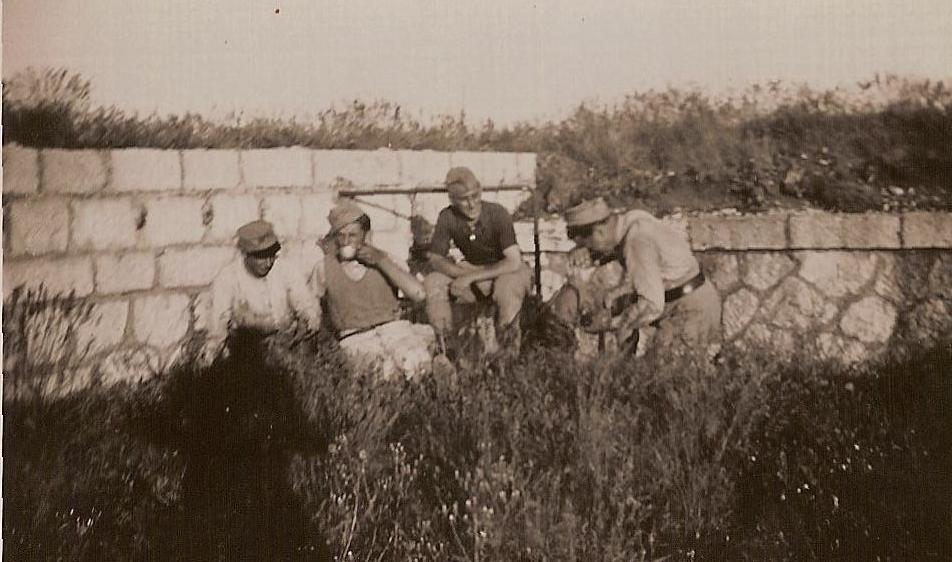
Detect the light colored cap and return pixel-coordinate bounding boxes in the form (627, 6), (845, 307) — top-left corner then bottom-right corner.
(237, 220), (280, 253)
(564, 197), (612, 227)
(327, 199), (367, 233)
(445, 166), (480, 192)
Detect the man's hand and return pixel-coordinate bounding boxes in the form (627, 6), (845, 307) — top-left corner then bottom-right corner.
(602, 286), (629, 311)
(356, 244), (387, 266)
(567, 246), (592, 269)
(450, 274), (476, 300)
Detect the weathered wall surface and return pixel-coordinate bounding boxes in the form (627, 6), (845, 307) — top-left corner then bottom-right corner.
(3, 144), (951, 394)
(2, 144), (534, 392)
(533, 211), (952, 362)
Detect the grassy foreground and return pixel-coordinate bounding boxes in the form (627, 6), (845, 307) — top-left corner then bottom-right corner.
(4, 329), (950, 561)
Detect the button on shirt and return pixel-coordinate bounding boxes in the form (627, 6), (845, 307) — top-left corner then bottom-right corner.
(429, 202), (519, 265)
(614, 210), (700, 327)
(207, 256), (322, 351)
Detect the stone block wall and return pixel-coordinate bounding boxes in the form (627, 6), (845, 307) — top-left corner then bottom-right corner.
(3, 143), (951, 394)
(2, 144), (534, 392)
(535, 210), (952, 363)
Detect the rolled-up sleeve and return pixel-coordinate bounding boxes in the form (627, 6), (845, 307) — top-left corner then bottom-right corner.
(623, 232), (665, 327)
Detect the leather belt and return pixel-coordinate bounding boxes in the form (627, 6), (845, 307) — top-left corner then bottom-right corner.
(664, 271), (705, 303)
(338, 320), (392, 341)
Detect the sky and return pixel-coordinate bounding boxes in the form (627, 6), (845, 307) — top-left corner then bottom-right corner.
(4, 0), (952, 124)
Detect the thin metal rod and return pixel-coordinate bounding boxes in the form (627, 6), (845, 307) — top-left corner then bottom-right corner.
(338, 184), (529, 197)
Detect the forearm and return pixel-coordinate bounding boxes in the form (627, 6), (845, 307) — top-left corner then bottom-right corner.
(428, 253), (473, 278)
(378, 257), (426, 302)
(461, 255), (521, 283)
(616, 298), (663, 335)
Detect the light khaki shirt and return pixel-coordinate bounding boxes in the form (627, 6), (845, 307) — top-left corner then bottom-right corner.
(613, 210), (700, 328)
(206, 256), (322, 353)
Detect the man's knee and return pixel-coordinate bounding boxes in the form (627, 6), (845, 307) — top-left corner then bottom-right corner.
(424, 272), (452, 299)
(548, 285), (580, 325)
(492, 266), (531, 309)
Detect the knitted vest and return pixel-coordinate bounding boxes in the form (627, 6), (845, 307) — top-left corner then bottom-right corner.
(324, 254), (400, 332)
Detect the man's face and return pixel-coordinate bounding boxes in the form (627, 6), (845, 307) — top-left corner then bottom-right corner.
(243, 249), (278, 278)
(335, 222), (367, 255)
(448, 184), (482, 221)
(570, 220), (616, 256)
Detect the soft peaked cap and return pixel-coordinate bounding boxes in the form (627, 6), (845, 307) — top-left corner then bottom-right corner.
(445, 166), (481, 192)
(328, 199), (367, 233)
(564, 197), (612, 227)
(237, 220), (280, 253)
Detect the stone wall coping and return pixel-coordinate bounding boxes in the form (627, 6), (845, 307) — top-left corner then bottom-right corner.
(528, 210), (952, 251)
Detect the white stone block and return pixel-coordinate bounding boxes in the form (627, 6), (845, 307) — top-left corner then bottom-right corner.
(515, 153), (537, 187)
(313, 149), (401, 189)
(903, 212), (952, 248)
(110, 149), (181, 192)
(42, 149), (108, 193)
(2, 144), (39, 195)
(722, 288), (759, 338)
(299, 190), (336, 238)
(158, 246), (236, 288)
(132, 293), (191, 348)
(95, 252), (156, 294)
(75, 300), (130, 355)
(797, 251), (879, 298)
(9, 198), (70, 256)
(3, 256), (95, 298)
(370, 227), (413, 266)
(142, 196), (206, 247)
(789, 212), (900, 249)
(242, 148), (312, 188)
(742, 253), (796, 291)
(398, 150), (452, 187)
(208, 193), (260, 243)
(690, 214), (788, 250)
(815, 333), (868, 365)
(182, 149), (241, 191)
(840, 296), (897, 344)
(762, 277), (838, 330)
(262, 193), (302, 239)
(72, 198), (139, 250)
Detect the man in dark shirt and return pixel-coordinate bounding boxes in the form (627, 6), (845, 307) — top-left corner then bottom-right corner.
(424, 166), (532, 346)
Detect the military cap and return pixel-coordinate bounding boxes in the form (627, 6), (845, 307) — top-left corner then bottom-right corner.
(445, 166), (481, 192)
(328, 199), (367, 234)
(564, 197), (612, 227)
(237, 220), (280, 254)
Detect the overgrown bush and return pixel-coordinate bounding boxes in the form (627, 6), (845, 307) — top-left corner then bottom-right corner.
(5, 326), (950, 560)
(5, 68), (950, 214)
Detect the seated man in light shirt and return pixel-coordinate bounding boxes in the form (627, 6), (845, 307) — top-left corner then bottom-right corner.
(202, 220), (322, 363)
(548, 197), (722, 357)
(313, 199), (437, 380)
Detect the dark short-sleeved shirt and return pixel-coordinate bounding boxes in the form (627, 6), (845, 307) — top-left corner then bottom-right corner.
(429, 201), (519, 266)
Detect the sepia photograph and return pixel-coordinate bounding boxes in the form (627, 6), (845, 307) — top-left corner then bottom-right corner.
(3, 1), (951, 560)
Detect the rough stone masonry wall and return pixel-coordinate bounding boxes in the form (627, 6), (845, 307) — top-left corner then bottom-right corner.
(533, 211), (952, 363)
(2, 144), (534, 393)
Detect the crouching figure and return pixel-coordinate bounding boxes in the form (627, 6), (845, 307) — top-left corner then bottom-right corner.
(202, 220), (322, 364)
(318, 200), (437, 379)
(547, 198), (722, 359)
